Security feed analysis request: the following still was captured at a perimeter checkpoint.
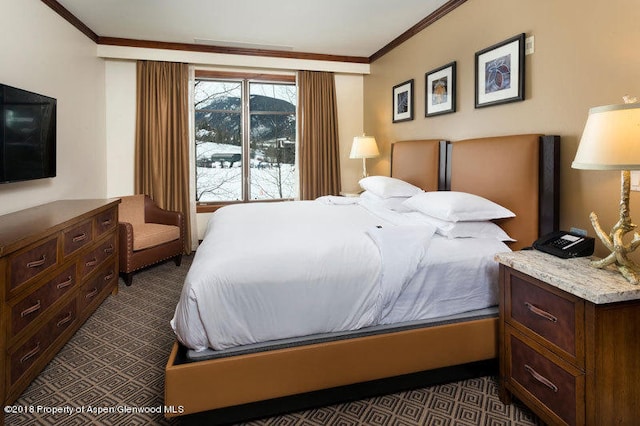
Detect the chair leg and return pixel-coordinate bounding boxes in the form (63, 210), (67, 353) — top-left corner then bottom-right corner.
(121, 272), (133, 286)
(174, 254), (182, 267)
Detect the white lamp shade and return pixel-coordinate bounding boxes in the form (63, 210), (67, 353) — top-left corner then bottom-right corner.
(572, 103), (640, 170)
(350, 135), (380, 159)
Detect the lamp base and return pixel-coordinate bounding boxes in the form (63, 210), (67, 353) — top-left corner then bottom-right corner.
(361, 158), (368, 178)
(589, 170), (640, 284)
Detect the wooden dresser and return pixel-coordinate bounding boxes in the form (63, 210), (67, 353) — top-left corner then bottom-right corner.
(0, 199), (120, 412)
(496, 250), (640, 425)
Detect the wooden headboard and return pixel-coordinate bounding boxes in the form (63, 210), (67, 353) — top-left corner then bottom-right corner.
(391, 135), (560, 250)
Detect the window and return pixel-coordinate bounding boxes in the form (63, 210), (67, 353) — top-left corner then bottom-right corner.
(194, 73), (297, 204)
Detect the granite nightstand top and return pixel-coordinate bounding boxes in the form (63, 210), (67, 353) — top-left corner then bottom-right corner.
(495, 250), (640, 304)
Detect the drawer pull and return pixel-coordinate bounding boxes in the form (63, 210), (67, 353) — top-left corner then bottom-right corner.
(72, 233), (87, 243)
(56, 312), (73, 327)
(85, 258), (98, 267)
(20, 342), (41, 364)
(86, 288), (98, 299)
(57, 276), (73, 290)
(104, 245), (114, 254)
(101, 219), (112, 226)
(104, 271), (115, 281)
(524, 364), (558, 393)
(525, 302), (558, 323)
(20, 300), (41, 317)
(26, 256), (46, 268)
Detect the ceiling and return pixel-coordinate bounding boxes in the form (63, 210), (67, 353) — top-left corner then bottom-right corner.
(55, 0), (451, 59)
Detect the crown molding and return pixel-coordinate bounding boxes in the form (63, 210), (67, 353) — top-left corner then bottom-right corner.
(369, 0), (468, 63)
(40, 0), (98, 42)
(97, 37), (369, 64)
(41, 0), (466, 65)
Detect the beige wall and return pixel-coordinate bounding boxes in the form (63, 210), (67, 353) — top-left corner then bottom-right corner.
(0, 0), (106, 215)
(105, 60), (137, 198)
(364, 0), (640, 256)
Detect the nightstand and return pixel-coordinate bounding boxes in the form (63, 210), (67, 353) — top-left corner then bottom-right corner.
(495, 250), (640, 426)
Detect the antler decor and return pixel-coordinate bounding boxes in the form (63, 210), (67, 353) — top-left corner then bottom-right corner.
(589, 171), (640, 284)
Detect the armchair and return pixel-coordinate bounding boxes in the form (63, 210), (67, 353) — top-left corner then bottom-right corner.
(118, 194), (185, 286)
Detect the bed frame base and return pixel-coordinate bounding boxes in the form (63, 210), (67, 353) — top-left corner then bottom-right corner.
(165, 317), (497, 419)
(178, 359), (496, 425)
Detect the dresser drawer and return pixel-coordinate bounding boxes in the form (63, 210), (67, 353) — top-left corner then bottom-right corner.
(507, 271), (584, 362)
(9, 300), (77, 387)
(63, 219), (93, 257)
(507, 330), (584, 426)
(9, 264), (77, 339)
(79, 234), (116, 279)
(9, 237), (58, 293)
(95, 207), (117, 237)
(79, 261), (116, 313)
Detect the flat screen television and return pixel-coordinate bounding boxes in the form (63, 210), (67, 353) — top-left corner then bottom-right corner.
(0, 83), (56, 184)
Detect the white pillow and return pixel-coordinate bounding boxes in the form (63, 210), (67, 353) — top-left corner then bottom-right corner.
(405, 212), (515, 241)
(359, 190), (383, 201)
(358, 176), (423, 199)
(403, 191), (515, 222)
(360, 190), (414, 212)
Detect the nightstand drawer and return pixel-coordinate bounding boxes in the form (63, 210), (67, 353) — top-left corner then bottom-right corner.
(507, 271), (584, 362)
(507, 330), (584, 426)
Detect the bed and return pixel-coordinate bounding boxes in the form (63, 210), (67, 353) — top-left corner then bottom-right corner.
(165, 134), (560, 422)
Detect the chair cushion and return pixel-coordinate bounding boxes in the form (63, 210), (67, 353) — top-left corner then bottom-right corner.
(132, 223), (180, 251)
(119, 195), (146, 225)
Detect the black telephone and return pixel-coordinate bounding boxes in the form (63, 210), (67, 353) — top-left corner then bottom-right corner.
(533, 231), (595, 259)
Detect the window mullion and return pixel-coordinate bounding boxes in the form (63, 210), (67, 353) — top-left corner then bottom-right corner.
(242, 80), (251, 202)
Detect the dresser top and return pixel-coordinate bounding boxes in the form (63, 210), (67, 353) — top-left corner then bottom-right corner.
(0, 199), (120, 257)
(495, 250), (640, 304)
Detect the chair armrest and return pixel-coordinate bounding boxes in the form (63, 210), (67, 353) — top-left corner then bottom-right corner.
(144, 197), (183, 228)
(119, 222), (134, 249)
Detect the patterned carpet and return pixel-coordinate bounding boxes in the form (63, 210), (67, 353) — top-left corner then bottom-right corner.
(5, 256), (542, 426)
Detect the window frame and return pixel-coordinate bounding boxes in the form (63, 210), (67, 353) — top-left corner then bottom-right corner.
(194, 71), (297, 213)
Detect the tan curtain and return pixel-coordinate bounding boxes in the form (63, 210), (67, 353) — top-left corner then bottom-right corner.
(298, 71), (341, 200)
(135, 60), (192, 254)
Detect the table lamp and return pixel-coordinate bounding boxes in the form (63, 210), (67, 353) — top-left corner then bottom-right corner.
(350, 134), (379, 178)
(571, 100), (640, 284)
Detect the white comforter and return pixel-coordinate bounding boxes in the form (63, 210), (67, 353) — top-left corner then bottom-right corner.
(171, 200), (436, 351)
(171, 199), (510, 352)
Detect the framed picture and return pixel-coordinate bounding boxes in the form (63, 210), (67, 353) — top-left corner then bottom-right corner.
(425, 61), (456, 117)
(392, 79), (414, 122)
(475, 33), (525, 108)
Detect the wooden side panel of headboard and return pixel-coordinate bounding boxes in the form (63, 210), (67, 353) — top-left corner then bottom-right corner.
(539, 135), (561, 236)
(445, 134), (560, 250)
(390, 140), (445, 191)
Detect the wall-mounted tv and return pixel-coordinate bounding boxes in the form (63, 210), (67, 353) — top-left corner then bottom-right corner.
(0, 83), (56, 184)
